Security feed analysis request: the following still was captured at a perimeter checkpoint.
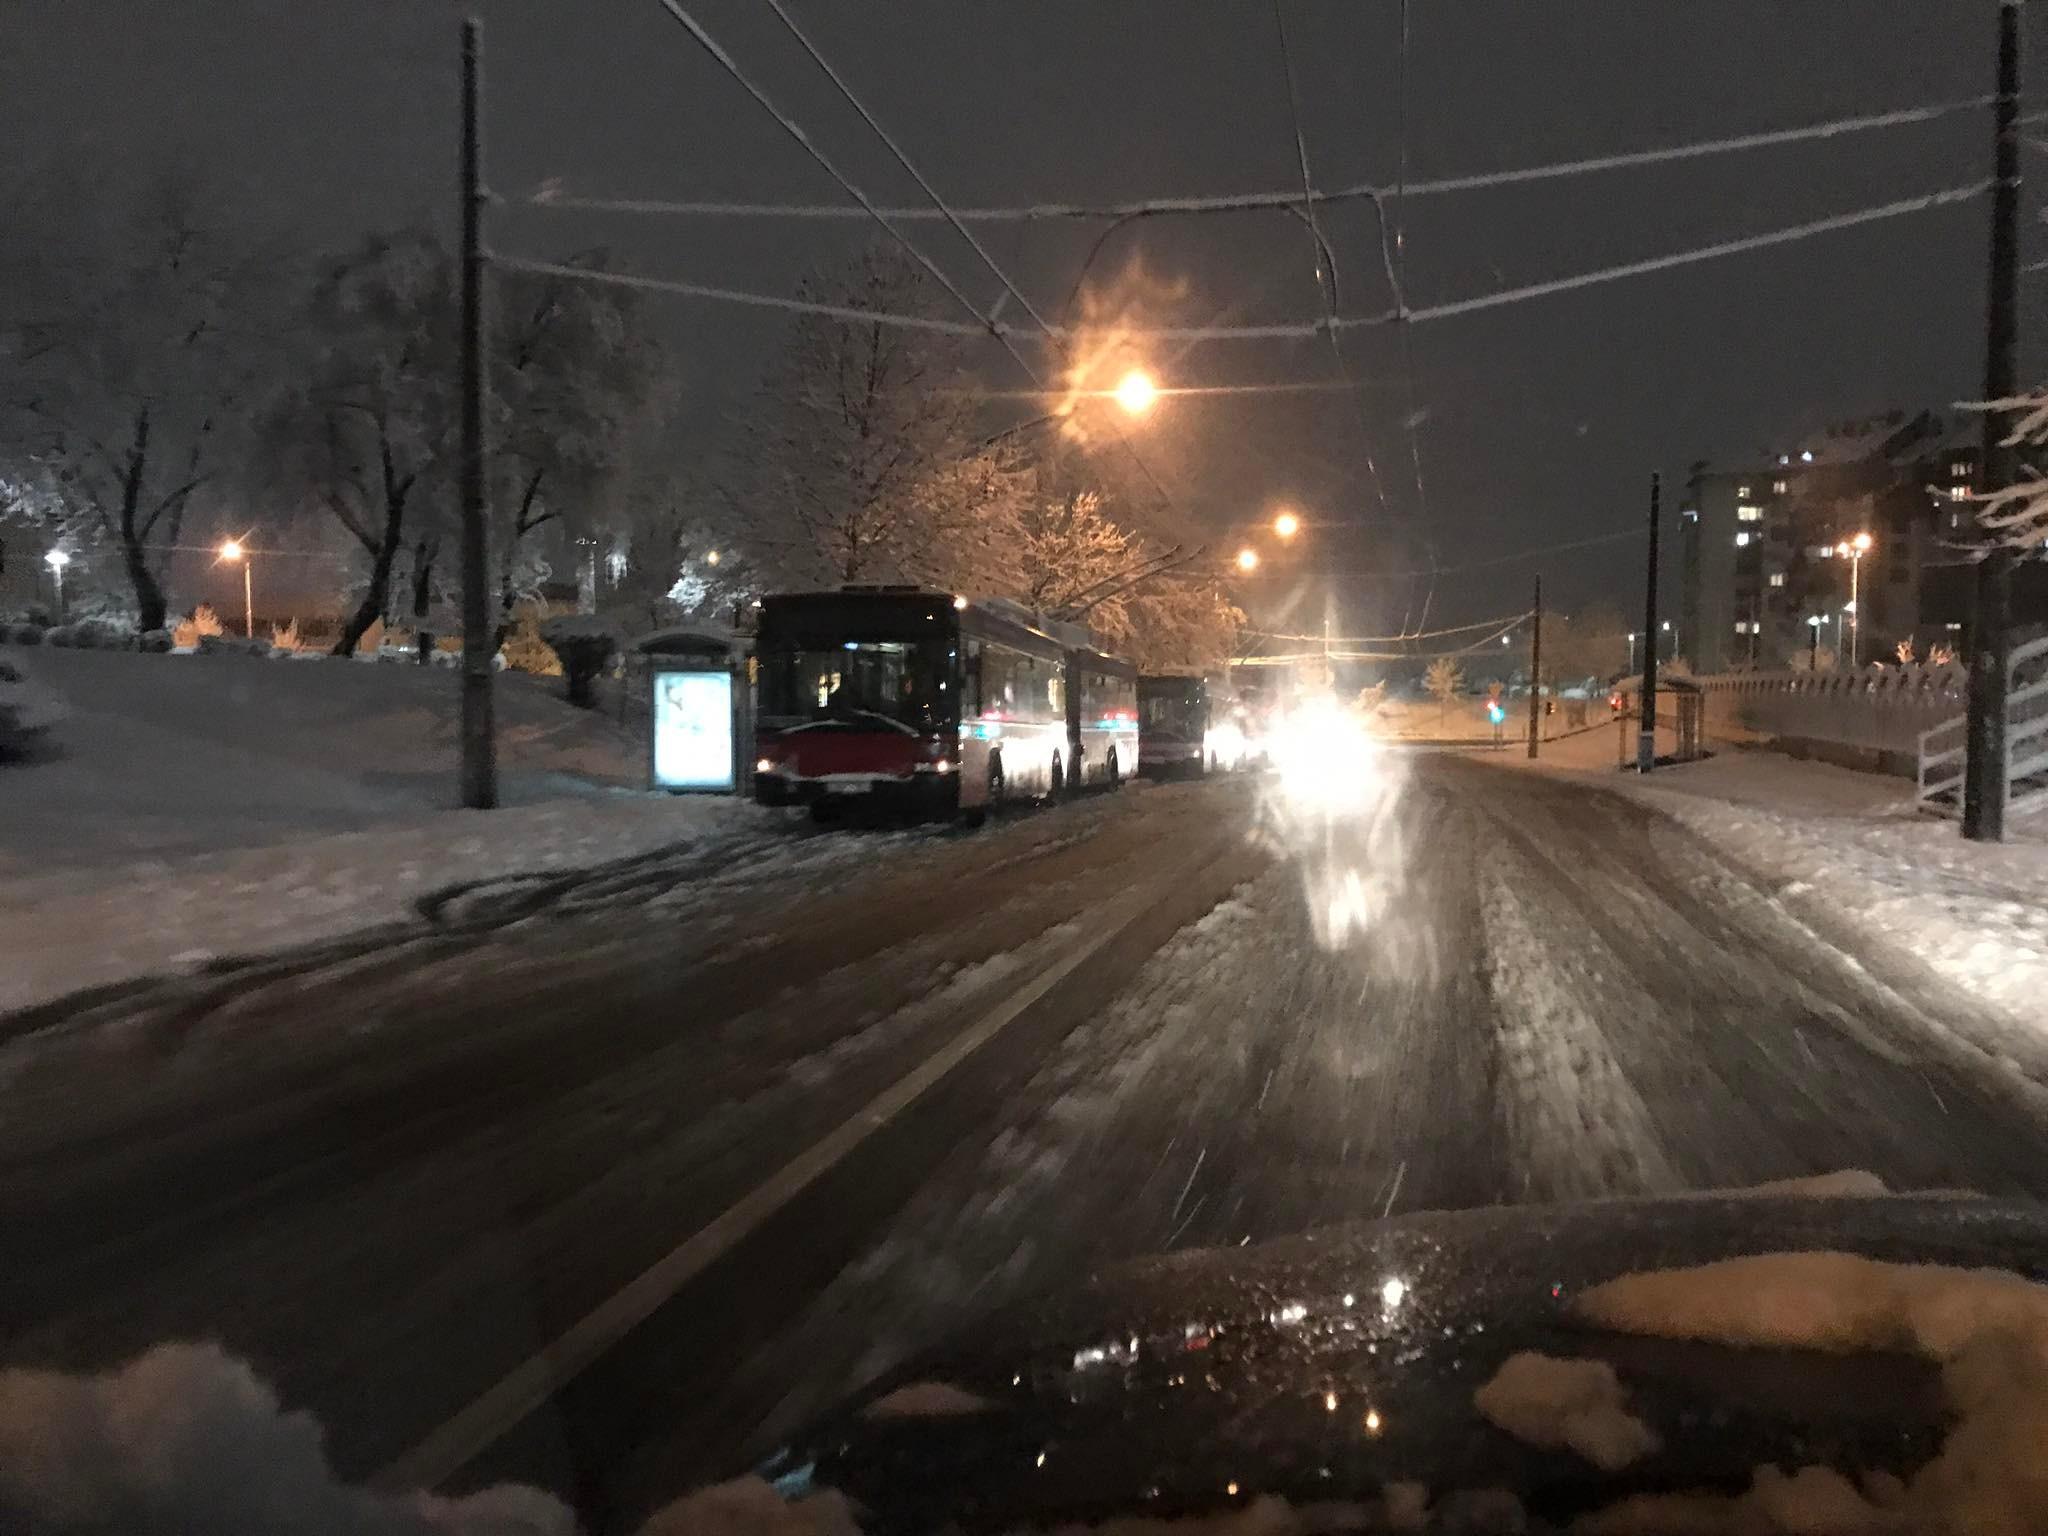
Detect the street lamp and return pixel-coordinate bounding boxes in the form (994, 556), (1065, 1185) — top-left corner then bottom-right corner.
(1113, 368), (1158, 417)
(705, 549), (721, 566)
(44, 548), (70, 621)
(1272, 509), (1301, 540)
(1833, 532), (1873, 668)
(218, 539), (253, 638)
(1235, 547), (1260, 573)
(1660, 618), (1675, 662)
(1627, 631), (1638, 670)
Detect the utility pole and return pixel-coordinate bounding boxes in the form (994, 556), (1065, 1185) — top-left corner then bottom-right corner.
(458, 18), (498, 809)
(1526, 574), (1543, 758)
(1637, 473), (1660, 773)
(1965, 0), (2021, 843)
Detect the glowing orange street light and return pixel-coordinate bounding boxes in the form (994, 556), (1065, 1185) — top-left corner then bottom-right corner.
(1834, 532), (1874, 667)
(217, 539), (253, 638)
(1273, 509), (1301, 539)
(1235, 547), (1260, 573)
(1113, 368), (1159, 416)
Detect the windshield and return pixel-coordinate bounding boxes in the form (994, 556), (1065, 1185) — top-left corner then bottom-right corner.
(758, 639), (954, 731)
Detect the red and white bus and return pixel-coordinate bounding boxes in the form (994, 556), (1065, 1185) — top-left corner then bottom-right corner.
(750, 588), (1135, 821)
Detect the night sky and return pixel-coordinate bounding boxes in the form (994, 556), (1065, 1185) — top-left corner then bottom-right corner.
(10, 1), (2040, 634)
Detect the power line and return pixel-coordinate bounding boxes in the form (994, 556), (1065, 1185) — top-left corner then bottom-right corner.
(1389, 0), (1438, 626)
(756, 0), (1184, 524)
(646, 0), (1046, 387)
(525, 93), (1999, 223)
(489, 254), (992, 333)
(1402, 179), (1988, 323)
(1249, 609), (1532, 643)
(1269, 0), (1399, 546)
(503, 180), (1989, 345)
(1300, 524), (1649, 580)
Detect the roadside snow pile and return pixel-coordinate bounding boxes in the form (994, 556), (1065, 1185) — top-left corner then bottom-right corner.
(1630, 759), (2048, 1051)
(1572, 1250), (2048, 1533)
(0, 655), (67, 755)
(0, 796), (764, 1014)
(1496, 738), (2048, 1064)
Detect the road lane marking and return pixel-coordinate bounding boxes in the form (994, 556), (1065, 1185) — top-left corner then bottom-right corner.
(372, 878), (1173, 1493)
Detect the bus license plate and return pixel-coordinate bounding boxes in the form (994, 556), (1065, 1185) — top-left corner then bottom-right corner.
(828, 780), (868, 795)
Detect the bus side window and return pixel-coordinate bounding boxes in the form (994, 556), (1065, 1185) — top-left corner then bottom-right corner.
(962, 639), (981, 717)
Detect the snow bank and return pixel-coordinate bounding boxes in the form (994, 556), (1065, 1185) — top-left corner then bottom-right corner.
(1472, 1352), (1659, 1472)
(0, 796), (768, 1014)
(1573, 1251), (2048, 1533)
(1490, 738), (2048, 1076)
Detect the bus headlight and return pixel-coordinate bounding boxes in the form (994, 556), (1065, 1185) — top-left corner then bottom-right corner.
(754, 758), (776, 775)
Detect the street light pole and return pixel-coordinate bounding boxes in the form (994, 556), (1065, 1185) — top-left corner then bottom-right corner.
(44, 549), (68, 622)
(242, 558), (254, 638)
(1848, 546), (1861, 669)
(1527, 574), (1543, 759)
(1638, 472), (1660, 774)
(1965, 0), (2022, 842)
(458, 17), (498, 810)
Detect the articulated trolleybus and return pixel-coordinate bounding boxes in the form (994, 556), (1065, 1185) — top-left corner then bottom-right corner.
(751, 587), (1137, 822)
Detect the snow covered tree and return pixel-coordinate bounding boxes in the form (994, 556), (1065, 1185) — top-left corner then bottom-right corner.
(1964, 391), (2048, 551)
(2, 188), (274, 631)
(1016, 488), (1133, 614)
(1112, 573), (1245, 672)
(1424, 656), (1464, 725)
(260, 229), (455, 656)
(726, 246), (1028, 593)
(488, 253), (669, 639)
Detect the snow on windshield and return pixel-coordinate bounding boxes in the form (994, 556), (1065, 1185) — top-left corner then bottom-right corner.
(1565, 1250), (2048, 1533)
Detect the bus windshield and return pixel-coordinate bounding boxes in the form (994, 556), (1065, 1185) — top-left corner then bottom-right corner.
(757, 639), (953, 732)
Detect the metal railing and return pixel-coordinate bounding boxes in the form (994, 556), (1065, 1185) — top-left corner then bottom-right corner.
(1914, 634), (2048, 817)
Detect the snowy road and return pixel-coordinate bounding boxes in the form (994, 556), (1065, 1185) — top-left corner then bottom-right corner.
(5, 756), (2048, 1530)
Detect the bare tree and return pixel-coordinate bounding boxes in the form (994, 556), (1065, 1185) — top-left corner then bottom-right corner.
(729, 246), (1027, 593)
(1544, 603), (1630, 688)
(3, 188), (271, 630)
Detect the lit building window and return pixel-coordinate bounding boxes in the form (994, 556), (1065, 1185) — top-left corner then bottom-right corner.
(1950, 483), (1971, 501)
(1772, 479), (1788, 494)
(1814, 545), (1834, 558)
(1769, 572), (1786, 588)
(1801, 450), (1815, 463)
(1734, 531), (1752, 547)
(1736, 483), (1751, 497)
(1737, 504), (1762, 522)
(1950, 460), (1970, 478)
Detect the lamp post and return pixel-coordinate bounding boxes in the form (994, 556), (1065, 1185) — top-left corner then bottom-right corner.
(1659, 619), (1674, 662)
(218, 539), (253, 638)
(1627, 631), (1637, 671)
(1808, 613), (1824, 670)
(1834, 532), (1873, 668)
(1272, 508), (1301, 540)
(1235, 547), (1260, 573)
(44, 548), (70, 622)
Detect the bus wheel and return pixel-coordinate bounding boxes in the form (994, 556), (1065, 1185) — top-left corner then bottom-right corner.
(1106, 749), (1121, 789)
(1048, 753), (1064, 798)
(964, 759), (1001, 827)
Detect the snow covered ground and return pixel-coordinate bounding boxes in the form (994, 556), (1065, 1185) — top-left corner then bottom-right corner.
(0, 647), (855, 1014)
(1486, 728), (2048, 1064)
